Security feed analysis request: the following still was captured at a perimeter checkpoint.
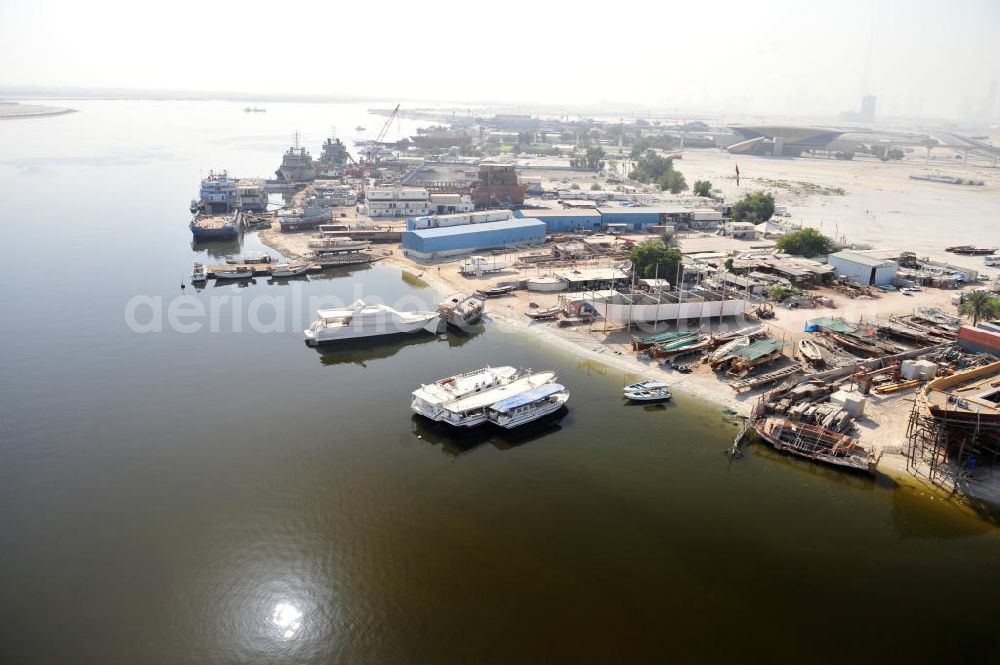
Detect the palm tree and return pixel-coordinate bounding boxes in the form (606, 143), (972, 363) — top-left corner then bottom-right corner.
(660, 230), (680, 249)
(958, 290), (1000, 326)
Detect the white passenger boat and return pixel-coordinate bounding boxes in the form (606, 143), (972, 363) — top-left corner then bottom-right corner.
(435, 371), (558, 428)
(487, 383), (569, 428)
(270, 263), (310, 278)
(190, 262), (208, 283)
(214, 266), (254, 280)
(411, 366), (519, 421)
(304, 299), (440, 345)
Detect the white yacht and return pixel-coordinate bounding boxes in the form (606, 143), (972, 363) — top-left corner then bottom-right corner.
(459, 255), (513, 275)
(487, 383), (570, 428)
(411, 366), (519, 421)
(434, 371), (557, 428)
(304, 300), (440, 345)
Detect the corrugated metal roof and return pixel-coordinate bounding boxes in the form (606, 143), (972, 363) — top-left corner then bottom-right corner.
(516, 208), (601, 218)
(732, 338), (784, 360)
(490, 384), (565, 413)
(408, 218), (545, 238)
(598, 206), (690, 215)
(829, 250), (896, 268)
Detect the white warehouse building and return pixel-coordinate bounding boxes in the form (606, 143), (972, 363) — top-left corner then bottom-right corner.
(826, 250), (898, 286)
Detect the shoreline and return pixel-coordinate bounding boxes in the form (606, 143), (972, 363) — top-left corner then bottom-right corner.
(257, 231), (1000, 512)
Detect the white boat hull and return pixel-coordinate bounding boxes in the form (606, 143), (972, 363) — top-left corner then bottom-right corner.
(271, 265), (310, 278)
(491, 393), (569, 428)
(305, 315), (439, 344)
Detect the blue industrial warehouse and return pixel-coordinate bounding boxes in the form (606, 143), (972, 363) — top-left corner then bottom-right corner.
(595, 206), (689, 231)
(402, 218), (547, 260)
(513, 208), (602, 232)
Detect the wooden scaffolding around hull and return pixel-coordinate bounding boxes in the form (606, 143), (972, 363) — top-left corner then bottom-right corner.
(905, 399), (1000, 489)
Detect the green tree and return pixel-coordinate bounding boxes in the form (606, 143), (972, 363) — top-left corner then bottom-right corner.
(660, 230), (679, 249)
(768, 286), (800, 302)
(659, 170), (687, 194)
(774, 227), (833, 258)
(731, 191), (776, 223)
(693, 180), (713, 197)
(629, 240), (682, 281)
(958, 291), (1000, 326)
(590, 182), (601, 190)
(723, 257), (734, 271)
(629, 151), (674, 182)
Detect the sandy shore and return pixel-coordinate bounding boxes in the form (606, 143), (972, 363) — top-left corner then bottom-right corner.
(256, 227), (999, 508)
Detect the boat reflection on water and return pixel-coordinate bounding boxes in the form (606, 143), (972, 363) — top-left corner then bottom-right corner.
(410, 406), (569, 457)
(311, 330), (442, 367)
(190, 237), (242, 257)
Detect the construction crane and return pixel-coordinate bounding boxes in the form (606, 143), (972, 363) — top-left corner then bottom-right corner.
(358, 104), (400, 203)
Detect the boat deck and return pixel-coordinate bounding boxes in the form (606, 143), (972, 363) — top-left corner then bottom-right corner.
(442, 372), (556, 414)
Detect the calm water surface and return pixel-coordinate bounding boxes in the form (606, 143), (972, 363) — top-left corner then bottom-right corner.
(0, 101), (998, 664)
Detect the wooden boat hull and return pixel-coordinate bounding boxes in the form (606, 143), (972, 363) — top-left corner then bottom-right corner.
(754, 418), (878, 473)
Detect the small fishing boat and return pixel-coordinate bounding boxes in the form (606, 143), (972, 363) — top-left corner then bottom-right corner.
(624, 386), (672, 402)
(270, 263), (310, 278)
(526, 306), (562, 320)
(798, 338), (824, 365)
(623, 380), (670, 394)
(487, 383), (569, 428)
(214, 266), (255, 280)
(190, 262), (208, 284)
(476, 283), (516, 298)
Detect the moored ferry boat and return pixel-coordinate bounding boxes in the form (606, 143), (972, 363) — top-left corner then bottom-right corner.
(434, 371), (558, 428)
(487, 383), (569, 428)
(411, 366), (519, 421)
(304, 300), (440, 345)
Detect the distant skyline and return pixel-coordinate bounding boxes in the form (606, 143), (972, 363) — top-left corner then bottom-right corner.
(2, 0), (998, 122)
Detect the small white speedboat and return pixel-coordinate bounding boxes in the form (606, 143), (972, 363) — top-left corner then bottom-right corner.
(623, 380), (669, 394)
(624, 387), (672, 402)
(270, 263), (310, 278)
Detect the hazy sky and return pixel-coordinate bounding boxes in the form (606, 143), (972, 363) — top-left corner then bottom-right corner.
(2, 0), (998, 120)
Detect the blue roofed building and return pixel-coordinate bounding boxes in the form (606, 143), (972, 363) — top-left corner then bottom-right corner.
(513, 208), (603, 233)
(402, 218), (547, 261)
(596, 205), (690, 231)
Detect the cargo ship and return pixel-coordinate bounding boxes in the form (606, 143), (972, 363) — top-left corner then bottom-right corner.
(190, 211), (241, 240)
(277, 206), (330, 232)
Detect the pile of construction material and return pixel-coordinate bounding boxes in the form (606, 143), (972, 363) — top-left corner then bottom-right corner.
(762, 382), (856, 433)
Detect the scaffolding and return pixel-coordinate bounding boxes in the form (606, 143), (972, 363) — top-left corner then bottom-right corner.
(905, 399), (1000, 489)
